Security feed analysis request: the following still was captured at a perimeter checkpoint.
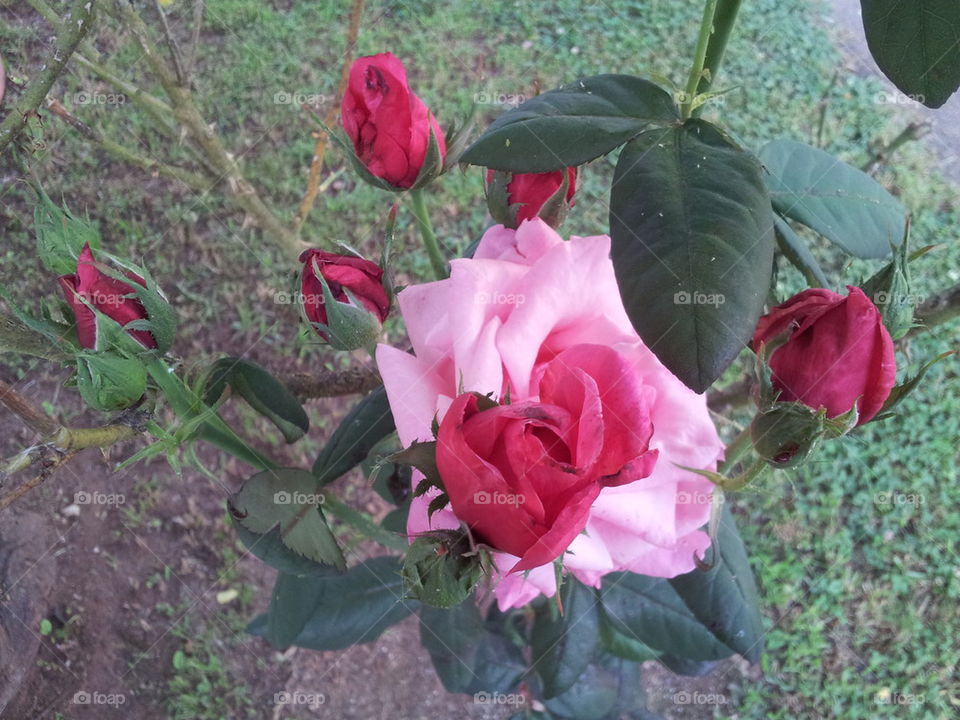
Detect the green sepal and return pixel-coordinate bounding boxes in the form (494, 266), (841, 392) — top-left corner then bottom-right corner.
(401, 530), (482, 609)
(32, 184), (101, 276)
(75, 352), (147, 411)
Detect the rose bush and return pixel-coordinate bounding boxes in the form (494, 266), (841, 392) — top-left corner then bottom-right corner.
(377, 218), (723, 609)
(752, 286), (896, 424)
(341, 52), (446, 189)
(58, 242), (156, 349)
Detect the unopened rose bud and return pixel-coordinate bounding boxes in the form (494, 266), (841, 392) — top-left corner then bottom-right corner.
(752, 286), (896, 425)
(341, 53), (447, 190)
(58, 244), (161, 351)
(485, 167), (577, 229)
(299, 250), (389, 350)
(401, 531), (482, 608)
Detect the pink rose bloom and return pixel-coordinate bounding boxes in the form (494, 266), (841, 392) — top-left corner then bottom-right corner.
(376, 219), (722, 609)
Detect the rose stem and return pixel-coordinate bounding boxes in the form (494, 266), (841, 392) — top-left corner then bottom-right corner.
(409, 189), (448, 280)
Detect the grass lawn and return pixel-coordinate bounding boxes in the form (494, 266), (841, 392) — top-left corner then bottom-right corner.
(1, 0), (958, 717)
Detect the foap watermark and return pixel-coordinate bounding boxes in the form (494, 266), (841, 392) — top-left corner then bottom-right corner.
(673, 90), (727, 107)
(874, 90), (925, 106)
(273, 91), (329, 107)
(475, 290), (525, 306)
(677, 490), (721, 506)
(875, 689), (925, 706)
(74, 91), (126, 106)
(274, 690), (326, 709)
(874, 491), (924, 508)
(274, 491), (326, 505)
(473, 691), (526, 706)
(473, 90), (527, 107)
(873, 291), (926, 305)
(72, 691), (127, 707)
(274, 290), (323, 307)
(674, 290), (725, 307)
(75, 490), (125, 506)
(673, 691), (728, 706)
(82, 290), (134, 309)
(474, 490), (525, 508)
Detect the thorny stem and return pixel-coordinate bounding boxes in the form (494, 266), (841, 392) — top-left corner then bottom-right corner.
(681, 0), (718, 119)
(0, 0), (96, 154)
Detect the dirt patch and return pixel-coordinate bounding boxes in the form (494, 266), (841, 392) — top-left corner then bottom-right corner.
(0, 373), (513, 719)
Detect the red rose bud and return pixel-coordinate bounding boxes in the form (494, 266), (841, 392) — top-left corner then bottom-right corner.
(58, 243), (157, 350)
(752, 286), (896, 425)
(299, 249), (390, 350)
(435, 344), (658, 573)
(341, 52), (447, 189)
(486, 168), (577, 229)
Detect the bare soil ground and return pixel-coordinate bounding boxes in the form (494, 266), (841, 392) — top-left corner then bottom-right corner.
(0, 363), (750, 719)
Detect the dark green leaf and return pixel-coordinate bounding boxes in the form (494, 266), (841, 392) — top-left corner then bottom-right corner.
(264, 571), (333, 647)
(419, 603), (526, 695)
(313, 386), (395, 485)
(599, 572), (733, 661)
(228, 468), (344, 570)
(462, 74), (678, 172)
(544, 655), (654, 720)
(203, 357), (308, 443)
(230, 518), (329, 577)
(598, 604), (660, 663)
(759, 139), (906, 259)
(250, 557), (416, 650)
(610, 119), (775, 392)
(861, 0), (960, 108)
(668, 506), (764, 663)
(773, 215), (829, 288)
(532, 580), (600, 698)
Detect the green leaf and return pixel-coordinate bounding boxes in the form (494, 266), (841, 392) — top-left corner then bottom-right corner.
(667, 506), (764, 663)
(264, 571), (331, 648)
(599, 572), (733, 661)
(610, 119), (775, 393)
(532, 579), (600, 698)
(861, 0), (960, 109)
(230, 518), (329, 577)
(249, 557), (416, 650)
(419, 603), (526, 695)
(462, 74), (678, 172)
(313, 386), (395, 485)
(598, 604), (660, 663)
(203, 357), (308, 443)
(759, 139), (906, 259)
(228, 468), (344, 570)
(544, 655), (653, 720)
(773, 214), (829, 288)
